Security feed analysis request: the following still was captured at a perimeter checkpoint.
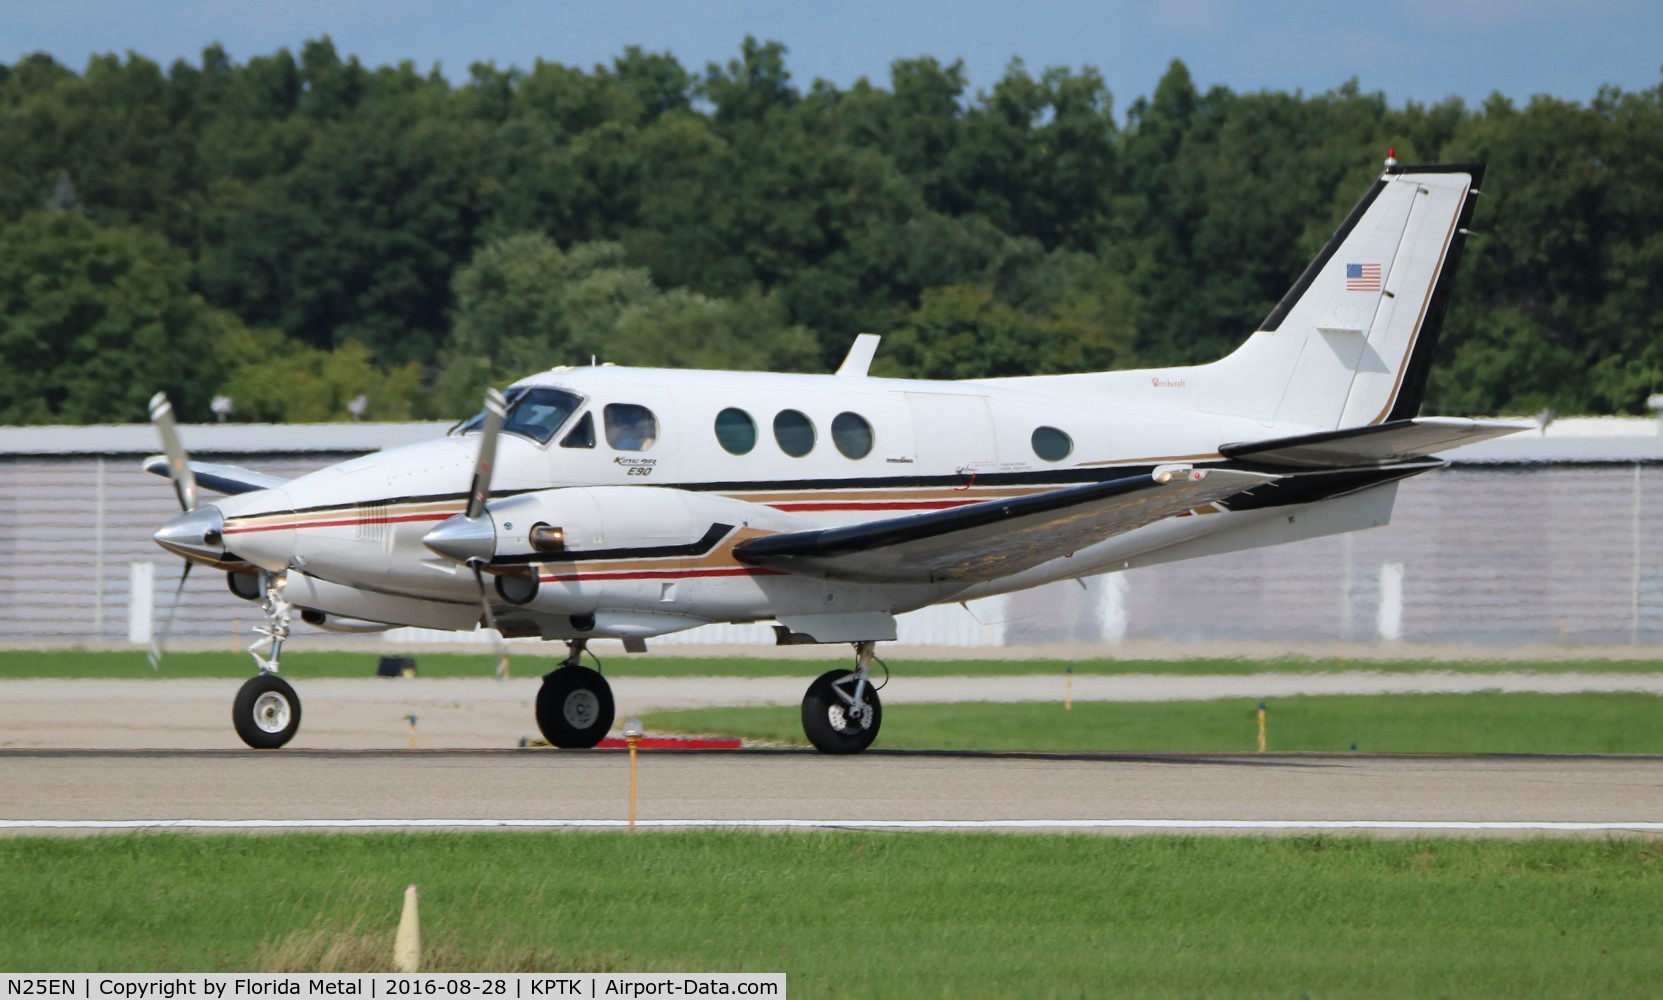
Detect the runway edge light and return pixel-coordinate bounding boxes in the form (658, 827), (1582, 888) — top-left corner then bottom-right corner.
(395, 884), (421, 972)
(625, 718), (645, 832)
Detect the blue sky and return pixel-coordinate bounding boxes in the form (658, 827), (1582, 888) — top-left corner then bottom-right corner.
(4, 0), (1660, 114)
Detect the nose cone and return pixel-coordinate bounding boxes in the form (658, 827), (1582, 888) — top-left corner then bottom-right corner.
(422, 514), (496, 565)
(153, 506), (226, 563)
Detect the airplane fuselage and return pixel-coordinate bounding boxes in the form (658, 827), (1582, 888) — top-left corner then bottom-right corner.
(202, 364), (1359, 642)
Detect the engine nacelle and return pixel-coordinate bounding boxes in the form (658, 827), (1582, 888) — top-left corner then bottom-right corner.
(498, 486), (785, 559)
(429, 486), (807, 620)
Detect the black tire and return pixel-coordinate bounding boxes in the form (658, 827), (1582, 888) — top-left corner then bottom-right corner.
(233, 673), (301, 749)
(536, 666), (616, 749)
(801, 669), (882, 754)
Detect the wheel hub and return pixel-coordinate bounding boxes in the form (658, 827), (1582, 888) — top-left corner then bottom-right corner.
(829, 701), (871, 733)
(251, 691), (291, 733)
(563, 689), (600, 729)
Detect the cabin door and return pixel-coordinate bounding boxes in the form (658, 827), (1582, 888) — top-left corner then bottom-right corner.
(904, 392), (1000, 478)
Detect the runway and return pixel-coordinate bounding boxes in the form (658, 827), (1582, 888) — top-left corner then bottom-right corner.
(7, 672), (1663, 750)
(6, 675), (1662, 838)
(5, 748), (1663, 837)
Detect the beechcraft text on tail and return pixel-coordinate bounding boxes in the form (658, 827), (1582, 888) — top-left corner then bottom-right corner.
(145, 157), (1527, 753)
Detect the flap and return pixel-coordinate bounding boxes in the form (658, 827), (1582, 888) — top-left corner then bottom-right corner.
(734, 468), (1275, 583)
(1220, 417), (1532, 471)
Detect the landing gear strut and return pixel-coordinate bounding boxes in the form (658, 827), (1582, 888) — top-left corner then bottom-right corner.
(801, 640), (884, 754)
(233, 571), (301, 749)
(535, 639), (616, 749)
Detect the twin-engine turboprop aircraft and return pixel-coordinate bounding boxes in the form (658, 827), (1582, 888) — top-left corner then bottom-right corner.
(149, 158), (1526, 752)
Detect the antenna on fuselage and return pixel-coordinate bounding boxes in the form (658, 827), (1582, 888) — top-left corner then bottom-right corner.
(836, 334), (882, 377)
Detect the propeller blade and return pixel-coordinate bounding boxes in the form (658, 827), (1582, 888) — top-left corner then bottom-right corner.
(147, 560), (192, 670)
(148, 392), (198, 513)
(469, 560), (510, 679)
(469, 562), (499, 632)
(464, 388), (507, 521)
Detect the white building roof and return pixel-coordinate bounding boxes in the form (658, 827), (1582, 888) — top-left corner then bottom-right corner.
(0, 422), (453, 457)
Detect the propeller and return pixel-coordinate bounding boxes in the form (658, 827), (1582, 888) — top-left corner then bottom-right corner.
(460, 389), (511, 674)
(149, 392), (198, 514)
(147, 561), (191, 669)
(146, 392), (200, 668)
(465, 388), (507, 520)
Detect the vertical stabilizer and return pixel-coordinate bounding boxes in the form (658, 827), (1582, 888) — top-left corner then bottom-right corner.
(1192, 164), (1483, 429)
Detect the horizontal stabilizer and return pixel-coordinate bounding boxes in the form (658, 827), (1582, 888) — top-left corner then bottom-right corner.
(734, 468), (1275, 584)
(143, 456), (287, 496)
(1220, 418), (1532, 471)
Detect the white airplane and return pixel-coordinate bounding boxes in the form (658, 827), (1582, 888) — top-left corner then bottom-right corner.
(149, 157), (1525, 753)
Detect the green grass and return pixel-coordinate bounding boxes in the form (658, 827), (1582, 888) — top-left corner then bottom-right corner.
(2, 832), (1661, 996)
(647, 693), (1663, 754)
(5, 649), (1663, 680)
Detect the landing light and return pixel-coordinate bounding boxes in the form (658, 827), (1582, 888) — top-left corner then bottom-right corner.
(1152, 465), (1207, 484)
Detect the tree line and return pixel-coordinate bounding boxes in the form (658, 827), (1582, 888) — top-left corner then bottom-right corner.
(1, 37), (1658, 424)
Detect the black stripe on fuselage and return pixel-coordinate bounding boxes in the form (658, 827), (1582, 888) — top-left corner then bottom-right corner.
(247, 459), (1432, 525)
(249, 467), (1169, 518)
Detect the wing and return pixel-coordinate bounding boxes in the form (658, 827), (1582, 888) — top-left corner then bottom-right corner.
(142, 456), (287, 496)
(733, 468), (1275, 583)
(1220, 417), (1531, 471)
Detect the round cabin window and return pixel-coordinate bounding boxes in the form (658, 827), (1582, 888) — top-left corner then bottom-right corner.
(773, 409), (817, 457)
(715, 407), (757, 455)
(1031, 426), (1073, 462)
(831, 412), (874, 459)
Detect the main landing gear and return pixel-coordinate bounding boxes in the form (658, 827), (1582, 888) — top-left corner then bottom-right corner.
(800, 640), (884, 754)
(232, 572), (301, 749)
(535, 639), (616, 749)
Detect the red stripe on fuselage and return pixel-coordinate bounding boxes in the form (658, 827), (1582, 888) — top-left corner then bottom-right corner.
(223, 511), (454, 535)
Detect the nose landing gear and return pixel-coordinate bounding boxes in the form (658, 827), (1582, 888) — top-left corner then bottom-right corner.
(232, 571), (301, 749)
(801, 640), (884, 754)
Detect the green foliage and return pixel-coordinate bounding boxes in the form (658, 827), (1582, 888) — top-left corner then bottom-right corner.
(0, 211), (235, 422)
(441, 232), (817, 410)
(1, 40), (1660, 421)
(220, 335), (428, 423)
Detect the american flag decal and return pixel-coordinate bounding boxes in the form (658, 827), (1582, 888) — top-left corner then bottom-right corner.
(1345, 262), (1382, 291)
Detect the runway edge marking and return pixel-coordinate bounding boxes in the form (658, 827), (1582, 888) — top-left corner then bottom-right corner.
(7, 818), (1663, 832)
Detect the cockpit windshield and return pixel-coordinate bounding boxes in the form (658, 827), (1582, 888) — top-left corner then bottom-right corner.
(454, 386), (584, 446)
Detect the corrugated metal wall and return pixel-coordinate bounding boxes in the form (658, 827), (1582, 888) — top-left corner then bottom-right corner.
(1005, 464), (1663, 647)
(2, 456), (1659, 648)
